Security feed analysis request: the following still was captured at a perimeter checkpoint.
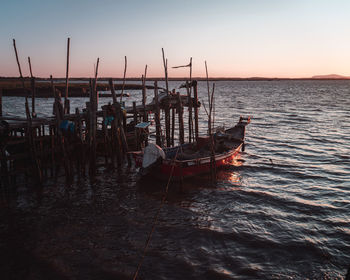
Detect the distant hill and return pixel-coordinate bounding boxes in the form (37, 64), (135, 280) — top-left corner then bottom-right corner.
(311, 74), (350, 79)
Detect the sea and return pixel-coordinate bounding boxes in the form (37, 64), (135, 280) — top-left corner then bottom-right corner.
(1, 80), (350, 279)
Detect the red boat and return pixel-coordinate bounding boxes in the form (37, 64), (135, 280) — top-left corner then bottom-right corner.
(132, 117), (250, 181)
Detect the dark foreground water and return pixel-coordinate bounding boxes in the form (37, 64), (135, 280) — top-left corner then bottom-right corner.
(1, 80), (350, 279)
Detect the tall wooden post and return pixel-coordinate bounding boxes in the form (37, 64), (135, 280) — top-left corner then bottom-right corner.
(133, 101), (139, 150)
(171, 107), (175, 147)
(25, 100), (42, 183)
(102, 109), (109, 165)
(111, 104), (121, 167)
(75, 107), (84, 175)
(165, 105), (171, 147)
(120, 56), (127, 103)
(89, 79), (97, 176)
(186, 81), (193, 143)
(94, 57), (99, 111)
(171, 90), (175, 146)
(30, 77), (36, 117)
(142, 77), (148, 122)
(28, 56), (33, 77)
(162, 48), (171, 147)
(177, 92), (184, 144)
(12, 39), (30, 111)
(0, 89), (2, 117)
(154, 81), (162, 147)
(27, 57), (36, 118)
(64, 38), (70, 114)
(193, 80), (199, 142)
(109, 78), (117, 104)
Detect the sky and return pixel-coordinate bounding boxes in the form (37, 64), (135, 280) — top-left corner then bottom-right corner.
(1, 0), (350, 78)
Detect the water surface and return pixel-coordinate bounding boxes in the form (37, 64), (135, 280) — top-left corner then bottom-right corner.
(1, 80), (350, 279)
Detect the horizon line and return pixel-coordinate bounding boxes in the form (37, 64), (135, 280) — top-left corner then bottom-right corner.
(2, 76), (350, 81)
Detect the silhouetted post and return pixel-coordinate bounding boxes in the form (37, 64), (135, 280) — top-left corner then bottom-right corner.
(25, 100), (42, 184)
(120, 56), (127, 103)
(162, 48), (171, 147)
(28, 56), (33, 77)
(12, 39), (25, 89)
(171, 108), (175, 146)
(186, 81), (193, 143)
(75, 108), (84, 176)
(193, 80), (199, 142)
(0, 142), (9, 188)
(122, 107), (127, 133)
(142, 75), (148, 122)
(12, 39), (30, 111)
(94, 57), (99, 111)
(109, 78), (117, 104)
(27, 57), (36, 117)
(164, 104), (171, 147)
(133, 101), (139, 150)
(110, 104), (121, 167)
(171, 89), (176, 146)
(102, 109), (109, 165)
(0, 89), (2, 117)
(154, 81), (162, 146)
(64, 37), (71, 114)
(205, 60), (217, 183)
(177, 92), (184, 144)
(89, 79), (97, 176)
(30, 77), (36, 117)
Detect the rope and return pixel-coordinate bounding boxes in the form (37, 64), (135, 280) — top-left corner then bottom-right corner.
(132, 148), (180, 280)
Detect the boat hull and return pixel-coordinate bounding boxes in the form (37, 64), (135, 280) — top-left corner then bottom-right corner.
(133, 143), (243, 181)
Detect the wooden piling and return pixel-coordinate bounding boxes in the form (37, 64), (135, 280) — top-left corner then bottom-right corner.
(142, 76), (148, 122)
(177, 92), (184, 144)
(162, 48), (169, 94)
(27, 57), (37, 117)
(154, 81), (162, 147)
(12, 39), (29, 108)
(94, 58), (99, 111)
(30, 77), (36, 117)
(186, 82), (193, 143)
(64, 37), (70, 115)
(75, 108), (84, 176)
(205, 61), (217, 184)
(49, 125), (55, 177)
(171, 107), (175, 146)
(162, 48), (171, 147)
(120, 56), (127, 103)
(0, 89), (2, 117)
(12, 39), (25, 89)
(0, 147), (9, 190)
(205, 61), (213, 136)
(111, 105), (121, 167)
(193, 80), (199, 142)
(28, 56), (33, 77)
(102, 109), (109, 165)
(51, 75), (71, 181)
(109, 78), (117, 104)
(25, 100), (42, 184)
(133, 101), (139, 150)
(165, 105), (171, 147)
(89, 78), (97, 176)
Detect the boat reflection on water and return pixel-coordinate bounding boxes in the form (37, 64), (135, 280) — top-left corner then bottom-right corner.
(137, 155), (246, 194)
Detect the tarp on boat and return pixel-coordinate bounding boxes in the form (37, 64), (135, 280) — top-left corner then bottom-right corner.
(142, 143), (165, 169)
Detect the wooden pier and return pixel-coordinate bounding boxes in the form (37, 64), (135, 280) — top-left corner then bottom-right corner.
(0, 79), (200, 188)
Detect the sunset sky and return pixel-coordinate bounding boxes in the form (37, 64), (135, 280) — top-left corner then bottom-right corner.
(1, 0), (350, 78)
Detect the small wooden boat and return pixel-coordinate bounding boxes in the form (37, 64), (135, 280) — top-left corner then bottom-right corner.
(132, 116), (250, 181)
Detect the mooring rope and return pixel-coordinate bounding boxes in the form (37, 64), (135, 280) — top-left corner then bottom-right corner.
(132, 148), (180, 280)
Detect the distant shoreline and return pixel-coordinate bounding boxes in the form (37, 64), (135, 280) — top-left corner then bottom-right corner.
(1, 77), (350, 83)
